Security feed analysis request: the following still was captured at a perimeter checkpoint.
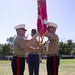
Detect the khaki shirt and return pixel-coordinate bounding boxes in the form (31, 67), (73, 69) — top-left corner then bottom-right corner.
(47, 33), (59, 55)
(13, 35), (27, 56)
(28, 39), (40, 54)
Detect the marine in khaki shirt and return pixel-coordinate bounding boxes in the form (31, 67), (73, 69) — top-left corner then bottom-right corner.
(44, 22), (60, 75)
(27, 29), (41, 75)
(13, 25), (40, 57)
(11, 24), (41, 75)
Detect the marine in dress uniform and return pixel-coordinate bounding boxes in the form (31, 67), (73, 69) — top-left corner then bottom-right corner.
(45, 22), (60, 75)
(11, 24), (40, 75)
(27, 29), (40, 75)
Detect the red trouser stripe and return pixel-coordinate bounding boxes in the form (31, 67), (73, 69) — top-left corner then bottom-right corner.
(16, 57), (20, 75)
(53, 56), (56, 75)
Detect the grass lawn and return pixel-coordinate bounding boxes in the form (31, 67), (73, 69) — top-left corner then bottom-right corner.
(0, 59), (75, 75)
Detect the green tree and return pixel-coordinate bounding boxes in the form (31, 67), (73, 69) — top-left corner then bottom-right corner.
(66, 40), (73, 55)
(59, 42), (64, 55)
(72, 48), (75, 55)
(59, 39), (74, 55)
(1, 44), (12, 59)
(7, 37), (14, 44)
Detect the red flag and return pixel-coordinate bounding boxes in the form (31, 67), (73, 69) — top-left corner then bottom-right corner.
(37, 0), (47, 43)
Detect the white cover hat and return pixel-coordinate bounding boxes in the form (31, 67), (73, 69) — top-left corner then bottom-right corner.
(14, 24), (27, 31)
(47, 22), (58, 28)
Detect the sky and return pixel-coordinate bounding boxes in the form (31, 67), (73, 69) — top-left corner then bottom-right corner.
(0, 0), (75, 44)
